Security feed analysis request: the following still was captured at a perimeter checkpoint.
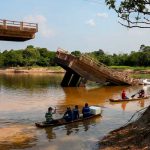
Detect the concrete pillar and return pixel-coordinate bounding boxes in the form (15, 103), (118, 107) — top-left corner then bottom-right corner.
(61, 71), (73, 87)
(3, 20), (7, 29)
(20, 22), (23, 30)
(79, 78), (87, 87)
(68, 73), (81, 87)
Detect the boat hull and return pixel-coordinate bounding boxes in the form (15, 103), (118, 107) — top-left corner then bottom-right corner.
(109, 96), (150, 102)
(35, 114), (101, 128)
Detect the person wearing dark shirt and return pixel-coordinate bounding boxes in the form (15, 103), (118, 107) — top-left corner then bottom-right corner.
(72, 105), (79, 120)
(82, 103), (91, 118)
(138, 89), (145, 98)
(63, 107), (73, 122)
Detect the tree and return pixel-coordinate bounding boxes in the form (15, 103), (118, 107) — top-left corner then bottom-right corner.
(141, 46), (150, 52)
(71, 51), (81, 57)
(22, 46), (40, 66)
(3, 50), (23, 67)
(99, 54), (114, 66)
(105, 0), (150, 28)
(0, 52), (4, 67)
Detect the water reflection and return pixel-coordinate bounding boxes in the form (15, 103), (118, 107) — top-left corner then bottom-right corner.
(0, 73), (63, 90)
(1, 73), (150, 150)
(64, 116), (101, 135)
(138, 100), (145, 108)
(0, 124), (36, 150)
(43, 116), (102, 141)
(121, 102), (128, 111)
(44, 127), (56, 141)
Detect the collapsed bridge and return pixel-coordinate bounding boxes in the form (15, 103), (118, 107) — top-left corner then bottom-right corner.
(55, 49), (139, 87)
(0, 19), (38, 41)
(55, 49), (140, 87)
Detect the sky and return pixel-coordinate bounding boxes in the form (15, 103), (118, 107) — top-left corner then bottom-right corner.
(0, 0), (150, 54)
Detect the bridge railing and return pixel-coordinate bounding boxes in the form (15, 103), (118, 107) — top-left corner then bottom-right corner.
(0, 19), (38, 32)
(56, 48), (77, 62)
(79, 54), (133, 84)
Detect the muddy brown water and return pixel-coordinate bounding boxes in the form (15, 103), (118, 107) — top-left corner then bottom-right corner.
(0, 73), (150, 150)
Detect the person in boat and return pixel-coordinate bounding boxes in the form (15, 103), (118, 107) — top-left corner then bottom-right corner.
(138, 89), (145, 98)
(72, 105), (79, 120)
(63, 107), (73, 122)
(82, 103), (91, 118)
(45, 107), (56, 123)
(121, 90), (129, 99)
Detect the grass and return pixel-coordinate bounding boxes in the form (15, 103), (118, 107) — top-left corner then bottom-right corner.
(130, 74), (150, 79)
(110, 66), (150, 70)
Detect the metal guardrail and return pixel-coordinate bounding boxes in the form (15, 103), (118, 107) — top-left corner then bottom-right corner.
(0, 19), (38, 32)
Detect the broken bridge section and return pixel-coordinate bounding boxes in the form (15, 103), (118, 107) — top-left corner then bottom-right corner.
(55, 49), (140, 87)
(0, 19), (38, 41)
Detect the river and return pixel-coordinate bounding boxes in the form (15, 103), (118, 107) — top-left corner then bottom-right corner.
(0, 73), (150, 150)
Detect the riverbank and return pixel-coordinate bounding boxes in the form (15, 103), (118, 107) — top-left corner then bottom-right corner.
(99, 106), (150, 150)
(1, 67), (150, 79)
(1, 66), (150, 74)
(110, 66), (150, 75)
(0, 67), (65, 74)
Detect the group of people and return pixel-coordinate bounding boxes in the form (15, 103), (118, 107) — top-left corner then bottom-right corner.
(121, 89), (145, 100)
(45, 103), (91, 123)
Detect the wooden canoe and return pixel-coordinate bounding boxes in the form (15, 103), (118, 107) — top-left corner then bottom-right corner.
(35, 114), (101, 128)
(109, 96), (150, 102)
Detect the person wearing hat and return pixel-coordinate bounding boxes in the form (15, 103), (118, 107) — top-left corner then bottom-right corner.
(45, 107), (56, 123)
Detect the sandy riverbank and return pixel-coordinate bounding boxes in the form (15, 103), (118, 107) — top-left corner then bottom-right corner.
(1, 67), (150, 74)
(0, 67), (65, 74)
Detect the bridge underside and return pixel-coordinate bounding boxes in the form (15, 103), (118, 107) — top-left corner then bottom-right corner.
(0, 19), (38, 41)
(0, 30), (35, 41)
(55, 57), (86, 87)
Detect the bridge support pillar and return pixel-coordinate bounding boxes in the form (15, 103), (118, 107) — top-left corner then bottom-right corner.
(61, 71), (83, 87)
(61, 71), (72, 86)
(68, 73), (81, 87)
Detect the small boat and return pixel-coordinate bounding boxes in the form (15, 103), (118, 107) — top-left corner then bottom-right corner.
(35, 106), (102, 128)
(35, 114), (101, 128)
(109, 96), (150, 102)
(143, 79), (150, 85)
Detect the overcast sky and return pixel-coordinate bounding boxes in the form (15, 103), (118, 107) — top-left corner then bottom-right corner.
(0, 0), (149, 54)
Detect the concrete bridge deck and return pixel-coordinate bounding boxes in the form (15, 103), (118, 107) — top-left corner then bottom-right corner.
(0, 19), (38, 41)
(55, 49), (140, 87)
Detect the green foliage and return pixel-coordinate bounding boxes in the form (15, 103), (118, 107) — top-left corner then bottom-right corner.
(0, 52), (4, 67)
(0, 45), (57, 67)
(3, 50), (23, 67)
(0, 45), (150, 68)
(71, 50), (81, 57)
(105, 0), (150, 28)
(22, 46), (40, 66)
